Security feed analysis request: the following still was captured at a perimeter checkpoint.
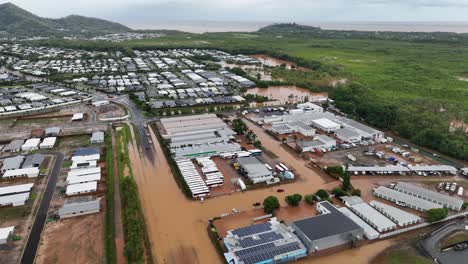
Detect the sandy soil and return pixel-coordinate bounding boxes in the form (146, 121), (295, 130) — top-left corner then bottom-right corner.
(36, 212), (104, 264)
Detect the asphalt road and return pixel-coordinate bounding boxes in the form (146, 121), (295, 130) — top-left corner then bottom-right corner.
(422, 219), (468, 264)
(111, 94), (157, 162)
(20, 152), (64, 264)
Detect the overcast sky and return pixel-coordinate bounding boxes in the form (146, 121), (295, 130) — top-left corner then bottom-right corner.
(4, 0), (468, 26)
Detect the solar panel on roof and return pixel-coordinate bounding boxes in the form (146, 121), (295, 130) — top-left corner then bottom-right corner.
(231, 222), (271, 237)
(237, 242), (302, 264)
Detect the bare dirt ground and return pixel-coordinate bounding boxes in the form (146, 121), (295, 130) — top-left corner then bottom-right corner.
(96, 103), (126, 119)
(36, 212), (104, 264)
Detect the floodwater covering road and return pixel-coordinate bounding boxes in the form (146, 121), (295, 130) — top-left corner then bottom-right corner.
(127, 121), (395, 263)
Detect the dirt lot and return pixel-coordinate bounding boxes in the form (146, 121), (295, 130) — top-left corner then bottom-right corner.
(35, 212), (104, 264)
(96, 103), (126, 119)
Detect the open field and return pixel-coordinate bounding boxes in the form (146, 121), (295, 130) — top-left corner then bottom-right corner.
(35, 213), (104, 264)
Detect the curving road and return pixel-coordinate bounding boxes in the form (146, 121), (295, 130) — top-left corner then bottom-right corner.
(422, 219), (468, 264)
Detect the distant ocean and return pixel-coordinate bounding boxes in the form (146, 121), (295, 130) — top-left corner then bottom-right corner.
(127, 21), (468, 34)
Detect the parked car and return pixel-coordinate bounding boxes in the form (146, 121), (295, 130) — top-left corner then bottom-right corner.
(277, 189), (285, 193)
(437, 182), (445, 190)
(396, 201), (406, 207)
(445, 183), (451, 191)
(454, 242), (468, 251)
(389, 183), (396, 189)
(450, 183), (457, 193)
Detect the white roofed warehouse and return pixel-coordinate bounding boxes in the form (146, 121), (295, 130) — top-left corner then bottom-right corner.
(21, 138), (41, 151)
(373, 186), (443, 212)
(0, 226), (15, 244)
(393, 182), (464, 211)
(236, 156), (273, 184)
(66, 181), (97, 196)
(370, 200), (421, 227)
(58, 197), (101, 219)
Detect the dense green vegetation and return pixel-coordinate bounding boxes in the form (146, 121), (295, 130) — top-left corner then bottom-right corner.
(25, 22), (468, 160)
(285, 194), (302, 207)
(426, 208), (449, 223)
(116, 125), (153, 263)
(104, 131), (117, 264)
(304, 194), (315, 205)
(0, 2), (129, 37)
(263, 196), (280, 214)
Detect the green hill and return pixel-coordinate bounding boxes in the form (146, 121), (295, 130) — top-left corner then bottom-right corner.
(0, 2), (130, 36)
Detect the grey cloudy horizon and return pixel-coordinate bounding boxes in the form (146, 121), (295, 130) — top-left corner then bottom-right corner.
(3, 0), (468, 26)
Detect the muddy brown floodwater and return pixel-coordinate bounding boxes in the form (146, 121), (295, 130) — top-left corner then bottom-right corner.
(251, 54), (308, 71)
(245, 86), (328, 104)
(127, 121), (394, 264)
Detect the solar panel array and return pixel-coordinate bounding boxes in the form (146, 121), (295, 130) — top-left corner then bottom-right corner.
(231, 222), (271, 237)
(238, 231), (284, 248)
(237, 242), (302, 264)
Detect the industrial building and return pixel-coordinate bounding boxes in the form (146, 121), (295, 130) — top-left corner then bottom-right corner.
(373, 186), (443, 212)
(1, 155), (25, 172)
(175, 159), (209, 198)
(341, 196), (396, 233)
(311, 118), (341, 133)
(393, 182), (464, 211)
(40, 137), (57, 149)
(67, 174), (101, 185)
(65, 181), (97, 196)
(0, 226), (15, 244)
(2, 167), (39, 178)
(171, 142), (241, 159)
(370, 200), (421, 227)
(236, 156), (274, 184)
(2, 139), (24, 152)
(334, 127), (362, 143)
(72, 148), (100, 162)
(0, 193), (30, 207)
(21, 138), (41, 151)
(45, 127), (60, 137)
(337, 207), (380, 240)
(90, 131), (105, 144)
(347, 165), (457, 176)
(291, 201), (364, 253)
(22, 154), (45, 168)
(68, 167), (101, 178)
(296, 134), (336, 153)
(58, 196), (101, 219)
(224, 218), (307, 264)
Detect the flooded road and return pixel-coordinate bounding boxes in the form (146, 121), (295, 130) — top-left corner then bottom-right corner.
(127, 121), (394, 264)
(245, 86), (328, 104)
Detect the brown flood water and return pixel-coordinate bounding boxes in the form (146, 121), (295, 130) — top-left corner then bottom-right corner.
(252, 54), (308, 71)
(245, 86), (328, 104)
(127, 121), (393, 264)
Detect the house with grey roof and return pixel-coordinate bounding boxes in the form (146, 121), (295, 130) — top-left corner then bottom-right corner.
(45, 127), (61, 137)
(236, 157), (273, 184)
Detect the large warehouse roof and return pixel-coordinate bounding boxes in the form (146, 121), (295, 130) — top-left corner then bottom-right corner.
(370, 200), (421, 227)
(292, 202), (362, 241)
(350, 202), (396, 232)
(373, 186), (442, 211)
(59, 197), (100, 216)
(66, 181), (97, 195)
(348, 165), (410, 173)
(67, 173), (101, 185)
(337, 207), (380, 240)
(0, 192), (30, 205)
(68, 167), (101, 177)
(0, 183), (33, 196)
(394, 182), (463, 210)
